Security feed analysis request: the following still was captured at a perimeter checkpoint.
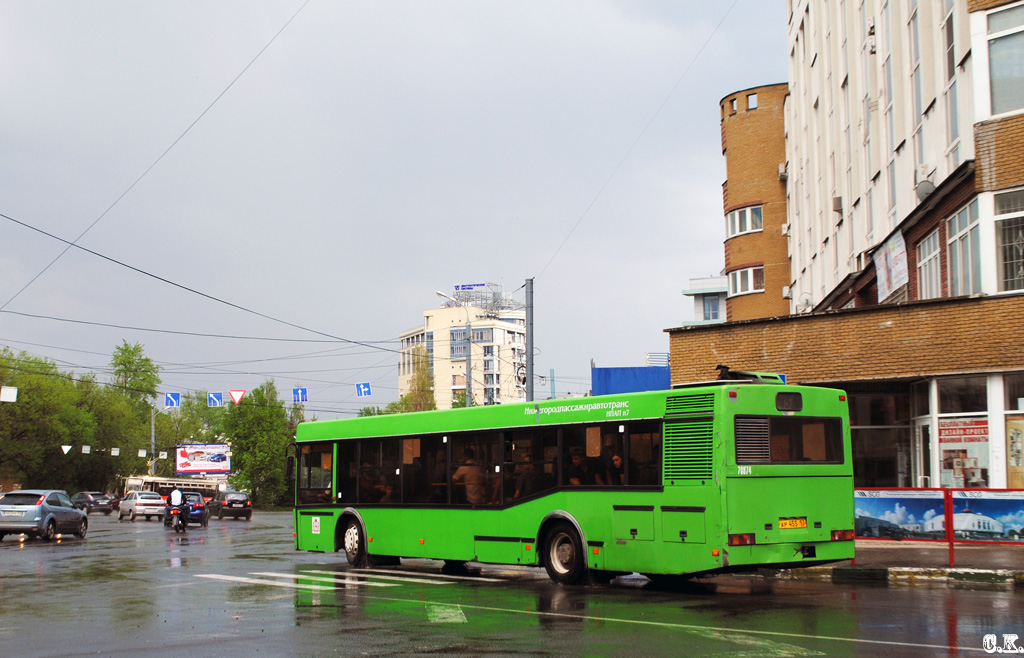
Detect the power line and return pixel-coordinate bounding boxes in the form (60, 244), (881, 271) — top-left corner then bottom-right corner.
(0, 0), (311, 312)
(0, 211), (401, 354)
(535, 0), (741, 280)
(0, 311), (395, 347)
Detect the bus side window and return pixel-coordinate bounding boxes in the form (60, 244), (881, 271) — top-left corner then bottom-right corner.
(628, 422), (662, 485)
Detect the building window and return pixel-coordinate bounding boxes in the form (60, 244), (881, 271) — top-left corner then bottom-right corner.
(947, 199), (980, 296)
(997, 189), (1024, 291)
(725, 206), (763, 238)
(943, 6), (960, 166)
(483, 345), (494, 357)
(917, 230), (941, 299)
(728, 267), (765, 297)
(702, 296), (720, 321)
(987, 3), (1024, 116)
(938, 376), (988, 414)
(730, 98), (737, 112)
(747, 93), (758, 109)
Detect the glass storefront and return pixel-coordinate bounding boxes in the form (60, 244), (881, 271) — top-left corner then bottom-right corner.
(845, 373), (1024, 489)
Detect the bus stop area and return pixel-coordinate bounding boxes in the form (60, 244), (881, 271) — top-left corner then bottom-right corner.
(772, 540), (1024, 586)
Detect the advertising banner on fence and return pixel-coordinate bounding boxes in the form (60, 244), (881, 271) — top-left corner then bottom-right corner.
(949, 490), (1024, 542)
(175, 443), (230, 475)
(854, 489), (945, 539)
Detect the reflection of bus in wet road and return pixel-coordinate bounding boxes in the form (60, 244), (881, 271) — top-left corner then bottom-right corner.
(285, 564), (864, 656)
(288, 377), (854, 583)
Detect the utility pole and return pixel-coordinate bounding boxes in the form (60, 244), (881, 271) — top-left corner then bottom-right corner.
(149, 402), (156, 475)
(526, 277), (534, 402)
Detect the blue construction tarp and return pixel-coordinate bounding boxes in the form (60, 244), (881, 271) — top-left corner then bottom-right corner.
(591, 367), (671, 396)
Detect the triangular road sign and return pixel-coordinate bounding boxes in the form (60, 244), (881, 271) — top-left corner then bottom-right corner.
(229, 390), (246, 405)
(61, 445), (72, 454)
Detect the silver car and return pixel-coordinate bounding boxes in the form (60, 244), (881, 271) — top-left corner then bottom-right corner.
(0, 489), (88, 541)
(117, 491), (165, 521)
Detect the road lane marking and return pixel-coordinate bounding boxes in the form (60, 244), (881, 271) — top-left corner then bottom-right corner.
(351, 567), (504, 583)
(426, 604), (468, 624)
(302, 569), (455, 585)
(249, 571), (399, 588)
(195, 574), (336, 590)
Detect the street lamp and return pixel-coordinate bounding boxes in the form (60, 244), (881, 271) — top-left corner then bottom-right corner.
(436, 290), (472, 407)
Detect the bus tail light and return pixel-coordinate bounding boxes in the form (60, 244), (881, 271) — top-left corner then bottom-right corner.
(728, 533), (756, 546)
(831, 529), (855, 541)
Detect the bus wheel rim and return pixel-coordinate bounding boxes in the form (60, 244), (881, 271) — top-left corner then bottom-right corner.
(344, 524), (360, 555)
(550, 533), (573, 574)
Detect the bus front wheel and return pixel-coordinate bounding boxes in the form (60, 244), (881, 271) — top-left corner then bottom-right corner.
(543, 522), (585, 585)
(342, 519), (367, 567)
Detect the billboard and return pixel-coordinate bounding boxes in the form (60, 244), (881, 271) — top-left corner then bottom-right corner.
(175, 443), (230, 475)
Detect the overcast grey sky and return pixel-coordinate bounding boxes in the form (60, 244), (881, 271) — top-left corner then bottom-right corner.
(0, 1), (787, 417)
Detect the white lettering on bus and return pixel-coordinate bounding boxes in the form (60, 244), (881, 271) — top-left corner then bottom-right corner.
(525, 400), (630, 418)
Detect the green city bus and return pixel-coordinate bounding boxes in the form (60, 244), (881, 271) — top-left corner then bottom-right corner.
(289, 378), (855, 584)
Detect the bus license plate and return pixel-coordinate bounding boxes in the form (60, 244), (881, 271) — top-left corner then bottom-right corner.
(779, 518), (807, 529)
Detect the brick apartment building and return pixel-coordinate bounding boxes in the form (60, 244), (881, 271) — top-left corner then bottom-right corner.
(671, 0), (1024, 490)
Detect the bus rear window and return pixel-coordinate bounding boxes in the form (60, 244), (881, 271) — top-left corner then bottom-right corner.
(735, 416), (843, 464)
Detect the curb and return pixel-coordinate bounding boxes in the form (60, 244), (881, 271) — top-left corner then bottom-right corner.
(770, 566), (1024, 586)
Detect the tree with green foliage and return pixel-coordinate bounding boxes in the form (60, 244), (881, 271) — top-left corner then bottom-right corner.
(110, 340), (161, 414)
(0, 350), (96, 489)
(224, 381), (290, 506)
(408, 345), (436, 412)
(451, 390), (475, 408)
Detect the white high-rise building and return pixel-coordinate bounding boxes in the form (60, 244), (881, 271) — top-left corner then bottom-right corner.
(399, 284), (527, 409)
(784, 0), (1024, 308)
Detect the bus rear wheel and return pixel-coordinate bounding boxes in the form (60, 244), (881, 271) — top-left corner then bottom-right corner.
(342, 519), (367, 567)
(543, 522), (585, 585)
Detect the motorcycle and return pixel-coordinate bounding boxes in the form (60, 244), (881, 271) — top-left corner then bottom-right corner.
(169, 506), (188, 533)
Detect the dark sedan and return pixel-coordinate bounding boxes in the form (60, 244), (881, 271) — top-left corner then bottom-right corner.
(208, 491), (252, 520)
(0, 490), (88, 541)
(72, 491), (114, 515)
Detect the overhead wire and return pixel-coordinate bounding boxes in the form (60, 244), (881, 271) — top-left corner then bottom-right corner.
(0, 0), (311, 313)
(534, 0), (741, 280)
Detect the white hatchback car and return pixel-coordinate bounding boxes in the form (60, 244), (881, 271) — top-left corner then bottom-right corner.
(117, 491), (165, 521)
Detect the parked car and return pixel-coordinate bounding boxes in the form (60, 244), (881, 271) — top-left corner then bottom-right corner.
(208, 490), (252, 520)
(117, 491), (165, 521)
(71, 491), (114, 515)
(0, 489), (88, 541)
(163, 491), (209, 528)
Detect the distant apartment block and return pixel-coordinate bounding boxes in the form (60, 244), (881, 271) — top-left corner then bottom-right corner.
(399, 284), (527, 409)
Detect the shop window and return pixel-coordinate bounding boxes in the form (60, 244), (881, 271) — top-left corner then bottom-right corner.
(1006, 373), (1024, 412)
(911, 380), (930, 417)
(938, 376), (988, 414)
(938, 417), (990, 488)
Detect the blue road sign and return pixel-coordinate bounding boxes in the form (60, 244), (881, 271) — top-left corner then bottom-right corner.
(356, 383), (372, 397)
(208, 392), (223, 407)
(293, 387), (308, 403)
(165, 392), (181, 408)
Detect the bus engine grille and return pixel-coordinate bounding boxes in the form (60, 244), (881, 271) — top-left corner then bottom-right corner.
(665, 393), (715, 416)
(735, 417), (771, 463)
(663, 418), (714, 479)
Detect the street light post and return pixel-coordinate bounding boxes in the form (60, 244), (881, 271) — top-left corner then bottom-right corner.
(436, 291), (472, 407)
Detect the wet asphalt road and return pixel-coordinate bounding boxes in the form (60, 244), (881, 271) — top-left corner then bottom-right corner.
(0, 511), (1021, 657)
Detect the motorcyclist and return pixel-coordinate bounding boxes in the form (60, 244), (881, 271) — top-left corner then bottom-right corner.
(167, 486), (187, 529)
